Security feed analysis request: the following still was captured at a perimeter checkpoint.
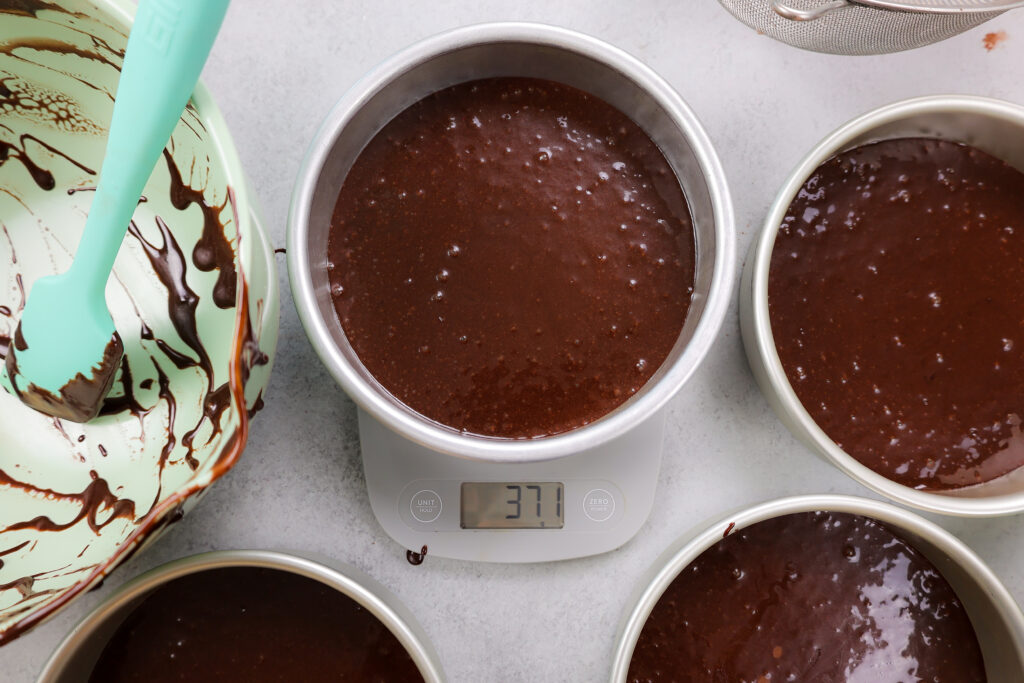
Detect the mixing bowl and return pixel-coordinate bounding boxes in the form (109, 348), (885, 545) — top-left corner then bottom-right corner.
(36, 550), (444, 682)
(740, 95), (1024, 516)
(611, 494), (1024, 681)
(289, 22), (734, 464)
(0, 0), (279, 643)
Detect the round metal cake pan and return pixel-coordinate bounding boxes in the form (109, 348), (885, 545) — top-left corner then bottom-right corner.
(739, 95), (1024, 516)
(288, 22), (735, 464)
(610, 494), (1024, 682)
(37, 550), (445, 683)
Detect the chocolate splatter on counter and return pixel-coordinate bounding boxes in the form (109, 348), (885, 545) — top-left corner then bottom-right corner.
(628, 512), (986, 682)
(769, 138), (1024, 490)
(406, 545), (428, 566)
(983, 30), (1008, 51)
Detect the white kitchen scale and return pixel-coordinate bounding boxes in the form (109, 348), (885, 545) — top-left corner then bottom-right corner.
(360, 409), (666, 563)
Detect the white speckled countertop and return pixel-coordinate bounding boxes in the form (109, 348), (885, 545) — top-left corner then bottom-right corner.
(3, 2), (1024, 681)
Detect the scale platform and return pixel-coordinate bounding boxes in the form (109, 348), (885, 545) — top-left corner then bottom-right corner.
(360, 409), (665, 563)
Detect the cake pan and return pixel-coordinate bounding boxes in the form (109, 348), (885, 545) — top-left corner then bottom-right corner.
(740, 95), (1024, 516)
(610, 494), (1024, 682)
(288, 22), (734, 463)
(37, 550), (445, 683)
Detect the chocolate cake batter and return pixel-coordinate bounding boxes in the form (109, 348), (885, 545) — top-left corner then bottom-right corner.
(328, 77), (695, 438)
(88, 567), (423, 683)
(769, 138), (1024, 490)
(627, 512), (986, 682)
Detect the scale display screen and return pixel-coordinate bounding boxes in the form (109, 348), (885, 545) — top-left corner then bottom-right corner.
(461, 482), (564, 529)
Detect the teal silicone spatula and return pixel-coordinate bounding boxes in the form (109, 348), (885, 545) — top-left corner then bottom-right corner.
(0, 0), (230, 422)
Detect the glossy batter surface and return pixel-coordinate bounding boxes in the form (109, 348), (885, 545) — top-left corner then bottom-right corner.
(328, 77), (695, 438)
(88, 567), (423, 682)
(769, 138), (1024, 490)
(628, 512), (986, 682)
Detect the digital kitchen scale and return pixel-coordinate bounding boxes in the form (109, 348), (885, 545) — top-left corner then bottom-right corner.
(360, 409), (666, 563)
(287, 22), (735, 566)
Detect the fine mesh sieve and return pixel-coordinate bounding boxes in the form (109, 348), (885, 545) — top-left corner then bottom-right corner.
(719, 0), (1023, 55)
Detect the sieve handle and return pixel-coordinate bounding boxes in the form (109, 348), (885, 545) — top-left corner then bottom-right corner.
(772, 0), (849, 20)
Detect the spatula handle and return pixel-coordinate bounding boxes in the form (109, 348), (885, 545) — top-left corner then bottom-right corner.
(69, 0), (230, 295)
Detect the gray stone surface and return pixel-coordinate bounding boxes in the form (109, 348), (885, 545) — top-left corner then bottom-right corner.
(3, 1), (1024, 681)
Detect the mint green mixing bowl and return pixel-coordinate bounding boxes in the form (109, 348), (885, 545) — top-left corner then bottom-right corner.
(0, 0), (279, 643)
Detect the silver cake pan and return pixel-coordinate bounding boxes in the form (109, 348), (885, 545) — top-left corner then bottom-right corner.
(37, 550), (445, 683)
(288, 22), (735, 464)
(739, 95), (1024, 516)
(610, 494), (1024, 682)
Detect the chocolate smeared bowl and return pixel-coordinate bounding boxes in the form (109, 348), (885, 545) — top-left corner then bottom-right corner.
(611, 495), (1024, 682)
(0, 0), (279, 643)
(289, 23), (733, 462)
(740, 96), (1024, 516)
(36, 551), (444, 682)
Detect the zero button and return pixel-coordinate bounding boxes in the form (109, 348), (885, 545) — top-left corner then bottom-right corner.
(583, 488), (615, 522)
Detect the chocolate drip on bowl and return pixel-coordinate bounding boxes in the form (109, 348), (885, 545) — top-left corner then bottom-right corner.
(0, 1), (71, 19)
(0, 133), (95, 191)
(127, 217), (213, 383)
(0, 469), (136, 535)
(162, 149), (237, 309)
(99, 354), (147, 420)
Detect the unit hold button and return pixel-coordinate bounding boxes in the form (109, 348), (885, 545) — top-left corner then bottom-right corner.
(410, 489), (442, 523)
(583, 488), (615, 522)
